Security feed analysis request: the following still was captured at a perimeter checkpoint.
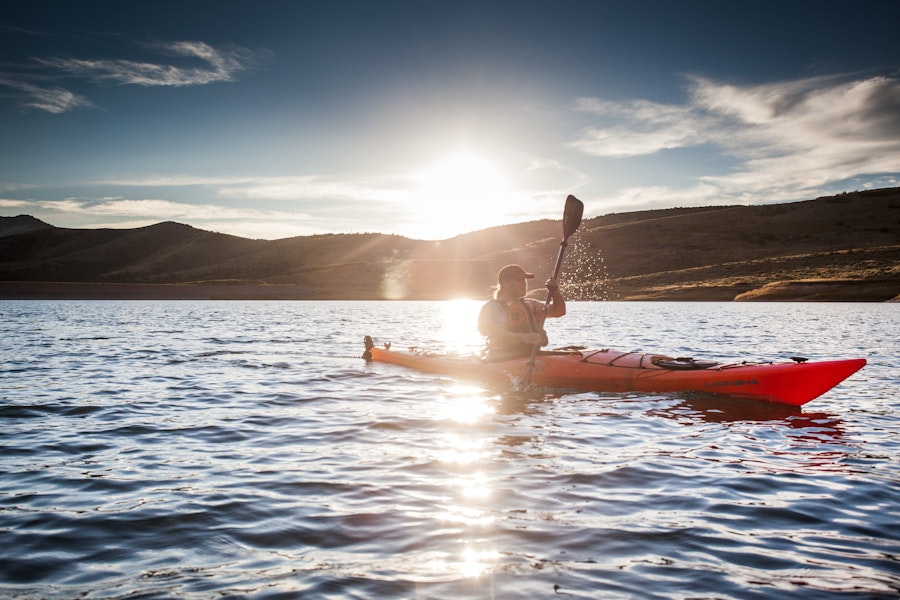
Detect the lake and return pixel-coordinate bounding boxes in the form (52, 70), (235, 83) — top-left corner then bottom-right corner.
(1, 300), (898, 599)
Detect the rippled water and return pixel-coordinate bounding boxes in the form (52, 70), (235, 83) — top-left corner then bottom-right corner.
(1, 300), (898, 599)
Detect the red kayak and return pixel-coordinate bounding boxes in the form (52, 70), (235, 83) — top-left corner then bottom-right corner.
(363, 337), (865, 406)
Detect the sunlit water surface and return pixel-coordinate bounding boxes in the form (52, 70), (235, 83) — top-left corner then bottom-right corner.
(1, 301), (898, 599)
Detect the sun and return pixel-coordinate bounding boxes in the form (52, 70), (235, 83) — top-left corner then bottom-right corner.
(420, 153), (504, 197)
(412, 152), (513, 239)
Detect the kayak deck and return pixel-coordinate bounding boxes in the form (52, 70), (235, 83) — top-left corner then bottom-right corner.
(363, 337), (866, 406)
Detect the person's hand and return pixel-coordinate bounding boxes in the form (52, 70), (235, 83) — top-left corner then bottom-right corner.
(545, 277), (559, 291)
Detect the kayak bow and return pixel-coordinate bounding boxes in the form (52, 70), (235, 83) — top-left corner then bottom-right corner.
(363, 336), (865, 406)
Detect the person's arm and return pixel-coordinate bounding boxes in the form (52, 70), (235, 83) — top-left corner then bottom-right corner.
(545, 278), (566, 318)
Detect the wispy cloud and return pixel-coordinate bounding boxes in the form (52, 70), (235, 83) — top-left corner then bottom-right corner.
(0, 76), (93, 113)
(0, 199), (34, 209)
(221, 176), (415, 205)
(570, 97), (720, 157)
(572, 74), (900, 201)
(87, 169), (584, 231)
(36, 41), (265, 87)
(24, 197), (307, 221)
(1, 39), (268, 113)
(5, 196), (319, 238)
(89, 173), (413, 205)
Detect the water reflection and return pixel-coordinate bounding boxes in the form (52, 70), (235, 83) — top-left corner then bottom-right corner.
(441, 499), (494, 526)
(431, 385), (502, 581)
(437, 434), (491, 465)
(423, 301), (870, 585)
(436, 299), (483, 353)
(426, 302), (506, 581)
(648, 393), (844, 431)
(638, 393), (858, 477)
(458, 547), (502, 578)
(435, 385), (495, 423)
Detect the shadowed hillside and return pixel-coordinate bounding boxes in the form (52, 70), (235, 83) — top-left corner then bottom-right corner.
(566, 189), (900, 301)
(1, 188), (899, 301)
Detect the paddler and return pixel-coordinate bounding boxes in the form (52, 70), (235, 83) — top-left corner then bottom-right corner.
(477, 264), (566, 361)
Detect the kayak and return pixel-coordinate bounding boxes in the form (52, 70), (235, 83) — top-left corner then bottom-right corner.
(363, 336), (865, 406)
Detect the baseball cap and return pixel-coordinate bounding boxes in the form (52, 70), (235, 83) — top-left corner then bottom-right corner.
(497, 264), (534, 283)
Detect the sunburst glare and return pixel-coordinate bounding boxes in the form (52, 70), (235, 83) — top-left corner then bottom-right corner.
(454, 472), (492, 500)
(437, 300), (484, 353)
(437, 433), (491, 464)
(440, 502), (494, 526)
(459, 546), (502, 578)
(436, 386), (495, 424)
(413, 152), (515, 239)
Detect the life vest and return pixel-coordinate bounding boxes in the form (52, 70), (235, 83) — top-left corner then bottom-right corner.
(477, 299), (548, 361)
(479, 299), (547, 349)
(505, 299), (541, 334)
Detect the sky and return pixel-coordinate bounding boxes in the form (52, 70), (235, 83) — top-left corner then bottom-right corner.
(1, 1), (899, 240)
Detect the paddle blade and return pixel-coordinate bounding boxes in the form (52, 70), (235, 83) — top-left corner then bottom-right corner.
(563, 195), (584, 238)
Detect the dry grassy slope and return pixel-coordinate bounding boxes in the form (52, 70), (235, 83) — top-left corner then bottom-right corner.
(1, 188), (898, 300)
(0, 215), (54, 238)
(578, 194), (897, 275)
(0, 222), (265, 282)
(565, 190), (900, 300)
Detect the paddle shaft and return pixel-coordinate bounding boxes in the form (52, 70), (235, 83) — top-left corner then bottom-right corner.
(520, 195), (583, 390)
(542, 238), (570, 313)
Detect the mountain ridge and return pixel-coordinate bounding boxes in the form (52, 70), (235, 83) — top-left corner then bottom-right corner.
(1, 188), (899, 301)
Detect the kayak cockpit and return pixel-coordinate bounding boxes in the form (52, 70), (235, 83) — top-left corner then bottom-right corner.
(577, 348), (721, 370)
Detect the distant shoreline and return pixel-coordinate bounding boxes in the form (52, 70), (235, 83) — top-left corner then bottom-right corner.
(0, 282), (322, 300)
(1, 280), (897, 301)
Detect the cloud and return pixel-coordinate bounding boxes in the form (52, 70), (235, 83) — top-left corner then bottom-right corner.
(0, 76), (93, 113)
(0, 198), (34, 209)
(221, 176), (414, 205)
(29, 197), (307, 221)
(520, 156), (591, 191)
(87, 173), (411, 206)
(91, 174), (261, 187)
(572, 74), (900, 200)
(2, 39), (268, 113)
(5, 196), (320, 239)
(570, 97), (722, 157)
(36, 41), (265, 87)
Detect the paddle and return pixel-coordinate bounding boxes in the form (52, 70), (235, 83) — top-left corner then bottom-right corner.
(520, 194), (584, 391)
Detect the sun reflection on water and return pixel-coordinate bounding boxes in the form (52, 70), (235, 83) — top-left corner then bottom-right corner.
(440, 502), (494, 526)
(437, 299), (484, 353)
(422, 545), (501, 580)
(459, 546), (502, 578)
(436, 386), (496, 423)
(438, 433), (490, 465)
(428, 380), (504, 581)
(451, 472), (492, 501)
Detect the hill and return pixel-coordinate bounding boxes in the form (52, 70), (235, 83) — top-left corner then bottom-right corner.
(0, 215), (54, 238)
(1, 188), (898, 301)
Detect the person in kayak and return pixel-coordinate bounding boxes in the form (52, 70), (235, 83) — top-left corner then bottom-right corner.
(477, 264), (566, 361)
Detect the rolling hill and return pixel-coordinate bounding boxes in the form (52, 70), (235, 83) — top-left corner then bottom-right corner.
(1, 188), (898, 301)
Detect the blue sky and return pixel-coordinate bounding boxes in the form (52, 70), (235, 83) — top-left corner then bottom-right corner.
(1, 1), (898, 240)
